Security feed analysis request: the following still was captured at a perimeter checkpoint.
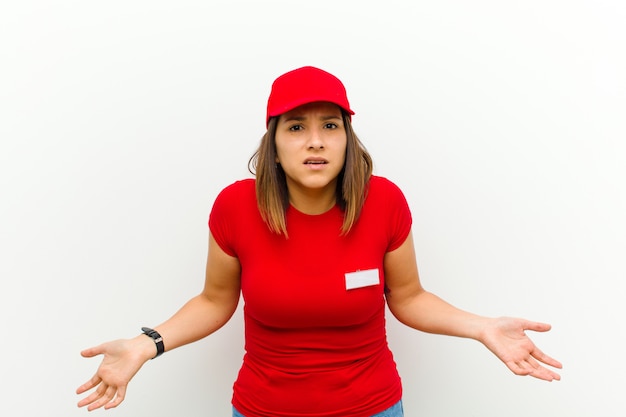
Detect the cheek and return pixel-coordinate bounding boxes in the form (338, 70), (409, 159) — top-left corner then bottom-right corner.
(275, 138), (301, 164)
(274, 139), (285, 163)
(338, 142), (348, 162)
(274, 145), (286, 164)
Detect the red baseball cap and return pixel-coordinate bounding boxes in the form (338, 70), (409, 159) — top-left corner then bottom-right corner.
(266, 66), (355, 127)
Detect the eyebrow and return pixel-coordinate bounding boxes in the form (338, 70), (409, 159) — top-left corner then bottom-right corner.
(281, 114), (342, 123)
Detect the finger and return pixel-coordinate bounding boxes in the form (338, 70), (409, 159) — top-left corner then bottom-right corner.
(504, 360), (532, 376)
(531, 347), (563, 369)
(531, 364), (561, 381)
(87, 385), (117, 412)
(104, 385), (127, 409)
(522, 356), (561, 382)
(77, 381), (107, 408)
(77, 391), (100, 408)
(528, 363), (561, 381)
(76, 375), (102, 395)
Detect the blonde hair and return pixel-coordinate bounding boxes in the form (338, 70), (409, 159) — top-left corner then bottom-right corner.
(248, 112), (373, 236)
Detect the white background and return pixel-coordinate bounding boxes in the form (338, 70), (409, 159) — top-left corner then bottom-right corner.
(1, 1), (625, 416)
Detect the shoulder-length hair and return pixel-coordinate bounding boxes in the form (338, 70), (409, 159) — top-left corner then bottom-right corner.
(248, 111), (373, 237)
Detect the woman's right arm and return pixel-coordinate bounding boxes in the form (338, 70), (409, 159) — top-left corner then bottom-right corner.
(76, 233), (241, 411)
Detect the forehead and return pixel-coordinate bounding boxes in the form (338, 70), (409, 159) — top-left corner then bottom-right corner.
(280, 101), (343, 119)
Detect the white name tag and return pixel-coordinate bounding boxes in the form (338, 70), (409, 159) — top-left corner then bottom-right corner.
(345, 269), (380, 290)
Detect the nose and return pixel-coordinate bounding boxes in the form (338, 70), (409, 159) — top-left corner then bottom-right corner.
(306, 126), (324, 150)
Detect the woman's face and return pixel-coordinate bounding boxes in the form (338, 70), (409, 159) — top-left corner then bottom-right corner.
(275, 101), (347, 200)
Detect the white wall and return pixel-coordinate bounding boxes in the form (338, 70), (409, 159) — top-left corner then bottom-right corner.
(1, 1), (624, 416)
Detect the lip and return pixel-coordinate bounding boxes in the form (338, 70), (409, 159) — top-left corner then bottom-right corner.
(303, 157), (329, 170)
(303, 156), (328, 164)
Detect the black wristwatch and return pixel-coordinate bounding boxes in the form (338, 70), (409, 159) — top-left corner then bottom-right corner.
(141, 327), (165, 359)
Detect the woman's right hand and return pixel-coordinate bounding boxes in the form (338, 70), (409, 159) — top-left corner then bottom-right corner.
(76, 335), (156, 411)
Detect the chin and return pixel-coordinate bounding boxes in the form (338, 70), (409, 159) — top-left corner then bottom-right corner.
(292, 176), (337, 192)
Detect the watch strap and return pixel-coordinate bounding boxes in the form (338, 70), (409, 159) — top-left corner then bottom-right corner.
(141, 327), (165, 359)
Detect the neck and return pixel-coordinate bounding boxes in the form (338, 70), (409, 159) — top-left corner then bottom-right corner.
(287, 183), (338, 215)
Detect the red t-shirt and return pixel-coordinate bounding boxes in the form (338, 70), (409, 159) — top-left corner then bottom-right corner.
(209, 176), (412, 417)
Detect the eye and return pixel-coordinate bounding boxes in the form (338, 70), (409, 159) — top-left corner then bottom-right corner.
(324, 122), (338, 129)
(289, 124), (303, 131)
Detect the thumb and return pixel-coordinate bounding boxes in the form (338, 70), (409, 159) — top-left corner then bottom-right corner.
(523, 320), (552, 333)
(80, 344), (105, 358)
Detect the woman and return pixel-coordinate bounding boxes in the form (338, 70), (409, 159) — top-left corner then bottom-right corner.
(77, 66), (562, 417)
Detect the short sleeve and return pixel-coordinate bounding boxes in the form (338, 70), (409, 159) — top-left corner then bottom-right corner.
(208, 182), (242, 257)
(381, 178), (412, 252)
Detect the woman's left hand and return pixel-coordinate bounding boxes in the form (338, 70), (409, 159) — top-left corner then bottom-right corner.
(480, 317), (562, 381)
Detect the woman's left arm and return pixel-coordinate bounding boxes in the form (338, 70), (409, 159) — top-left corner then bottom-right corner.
(384, 231), (562, 381)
